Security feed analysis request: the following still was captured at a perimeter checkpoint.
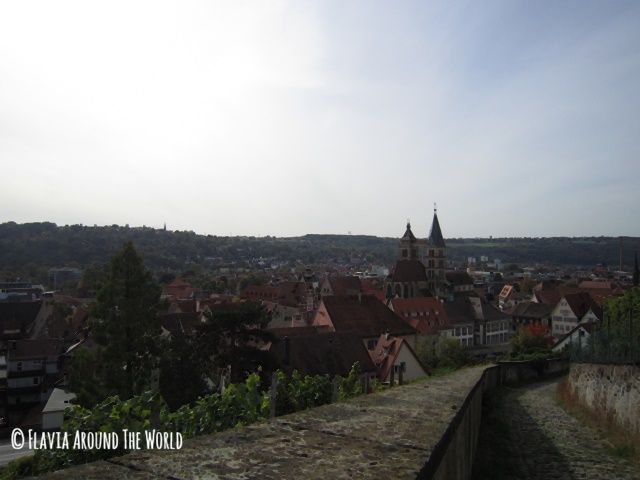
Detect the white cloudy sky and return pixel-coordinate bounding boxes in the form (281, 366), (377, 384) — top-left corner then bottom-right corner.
(1, 0), (639, 238)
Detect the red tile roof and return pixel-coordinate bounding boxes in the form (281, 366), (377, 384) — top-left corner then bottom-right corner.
(269, 332), (377, 376)
(578, 280), (613, 290)
(533, 289), (562, 307)
(163, 277), (196, 299)
(242, 282), (310, 308)
(370, 334), (426, 381)
(389, 297), (450, 335)
(499, 285), (514, 299)
(563, 292), (602, 320)
(506, 301), (553, 319)
(390, 260), (427, 283)
(317, 295), (417, 338)
(326, 276), (363, 296)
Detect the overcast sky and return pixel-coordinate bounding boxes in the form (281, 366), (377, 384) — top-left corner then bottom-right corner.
(1, 1), (639, 238)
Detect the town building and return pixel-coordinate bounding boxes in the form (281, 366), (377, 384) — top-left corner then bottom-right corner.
(498, 284), (527, 310)
(385, 259), (430, 299)
(268, 332), (377, 379)
(319, 276), (363, 297)
(370, 334), (428, 384)
(552, 322), (597, 353)
(507, 301), (554, 332)
(440, 296), (511, 348)
(386, 209), (448, 298)
(388, 297), (450, 336)
(423, 210), (447, 295)
(311, 295), (417, 350)
(5, 339), (63, 427)
(550, 293), (602, 338)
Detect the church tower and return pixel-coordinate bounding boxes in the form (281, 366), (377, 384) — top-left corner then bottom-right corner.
(425, 206), (446, 294)
(398, 222), (418, 260)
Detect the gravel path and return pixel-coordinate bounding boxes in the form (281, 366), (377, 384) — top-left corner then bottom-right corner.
(473, 378), (640, 480)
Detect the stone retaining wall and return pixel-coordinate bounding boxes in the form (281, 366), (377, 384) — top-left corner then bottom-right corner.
(39, 360), (567, 480)
(567, 363), (640, 436)
(498, 357), (569, 385)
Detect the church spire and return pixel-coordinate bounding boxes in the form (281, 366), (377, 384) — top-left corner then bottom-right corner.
(428, 207), (445, 248)
(402, 221), (417, 242)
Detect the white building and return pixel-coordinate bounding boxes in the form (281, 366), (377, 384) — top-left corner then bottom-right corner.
(551, 293), (601, 338)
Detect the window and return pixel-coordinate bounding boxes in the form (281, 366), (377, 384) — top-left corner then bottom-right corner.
(367, 339), (377, 350)
(17, 362), (22, 372)
(33, 377), (39, 385)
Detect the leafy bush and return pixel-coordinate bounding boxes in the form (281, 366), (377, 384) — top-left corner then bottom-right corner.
(337, 362), (363, 401)
(587, 287), (640, 362)
(2, 366), (369, 478)
(417, 336), (469, 370)
(510, 323), (551, 358)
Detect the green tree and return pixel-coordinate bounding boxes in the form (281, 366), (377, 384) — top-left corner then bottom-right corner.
(416, 335), (440, 369)
(159, 334), (208, 410)
(435, 337), (470, 368)
(82, 242), (162, 402)
(238, 273), (266, 292)
(416, 336), (469, 370)
(594, 287), (640, 360)
(78, 262), (108, 295)
(66, 348), (105, 407)
(195, 303), (277, 383)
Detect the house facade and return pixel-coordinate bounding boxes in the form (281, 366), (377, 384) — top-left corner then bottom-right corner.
(370, 334), (428, 384)
(551, 293), (601, 338)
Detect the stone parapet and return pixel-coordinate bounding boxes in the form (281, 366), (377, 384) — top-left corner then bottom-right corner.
(37, 360), (568, 480)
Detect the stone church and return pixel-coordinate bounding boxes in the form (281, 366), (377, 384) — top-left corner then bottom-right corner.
(386, 209), (447, 298)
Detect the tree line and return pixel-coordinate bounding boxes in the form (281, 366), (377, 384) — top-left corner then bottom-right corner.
(2, 222), (639, 287)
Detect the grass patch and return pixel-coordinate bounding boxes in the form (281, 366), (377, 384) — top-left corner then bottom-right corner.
(606, 444), (636, 460)
(0, 456), (37, 480)
(429, 366), (458, 378)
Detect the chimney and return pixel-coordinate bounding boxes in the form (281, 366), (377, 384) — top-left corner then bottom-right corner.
(619, 236), (623, 272)
(283, 336), (290, 366)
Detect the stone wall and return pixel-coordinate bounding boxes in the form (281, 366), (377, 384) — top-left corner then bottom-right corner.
(566, 363), (640, 436)
(39, 361), (566, 480)
(498, 357), (569, 385)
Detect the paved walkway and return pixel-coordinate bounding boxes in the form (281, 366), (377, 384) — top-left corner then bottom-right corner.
(474, 379), (640, 480)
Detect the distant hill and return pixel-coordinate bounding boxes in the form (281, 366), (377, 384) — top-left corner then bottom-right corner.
(1, 222), (638, 282)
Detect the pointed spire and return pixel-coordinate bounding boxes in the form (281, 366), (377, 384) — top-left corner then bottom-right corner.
(402, 221), (417, 242)
(633, 252), (639, 287)
(428, 208), (445, 248)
